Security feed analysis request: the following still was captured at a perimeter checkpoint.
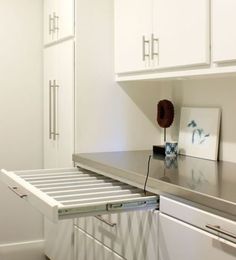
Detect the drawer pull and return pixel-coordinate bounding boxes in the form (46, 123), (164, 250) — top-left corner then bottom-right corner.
(206, 224), (236, 240)
(8, 186), (27, 199)
(95, 215), (117, 227)
(142, 36), (150, 61)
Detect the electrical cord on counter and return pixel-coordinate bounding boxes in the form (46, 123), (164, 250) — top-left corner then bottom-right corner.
(144, 155), (152, 194)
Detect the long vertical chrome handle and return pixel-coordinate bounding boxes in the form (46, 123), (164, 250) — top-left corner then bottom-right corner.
(49, 80), (53, 139)
(142, 36), (150, 61)
(53, 80), (59, 140)
(151, 34), (159, 60)
(49, 14), (54, 35)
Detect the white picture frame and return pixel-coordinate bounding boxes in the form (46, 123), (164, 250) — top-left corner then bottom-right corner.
(178, 107), (221, 161)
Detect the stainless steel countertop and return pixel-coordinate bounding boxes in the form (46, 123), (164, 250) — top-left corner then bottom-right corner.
(73, 150), (236, 217)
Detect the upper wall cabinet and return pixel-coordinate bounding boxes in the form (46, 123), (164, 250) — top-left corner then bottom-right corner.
(212, 0), (236, 64)
(115, 0), (210, 74)
(153, 0), (209, 69)
(44, 0), (74, 45)
(114, 0), (153, 73)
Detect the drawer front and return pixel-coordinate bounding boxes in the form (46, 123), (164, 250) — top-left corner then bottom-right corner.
(76, 210), (159, 260)
(159, 213), (236, 260)
(75, 226), (124, 260)
(160, 196), (236, 243)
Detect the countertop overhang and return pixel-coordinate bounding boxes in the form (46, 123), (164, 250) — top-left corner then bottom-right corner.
(73, 150), (236, 217)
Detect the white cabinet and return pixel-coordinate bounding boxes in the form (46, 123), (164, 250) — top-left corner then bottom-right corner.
(159, 196), (236, 260)
(44, 0), (56, 44)
(114, 0), (153, 73)
(77, 210), (159, 260)
(153, 0), (209, 69)
(114, 0), (210, 74)
(159, 213), (236, 260)
(44, 0), (74, 45)
(44, 40), (74, 168)
(75, 226), (124, 260)
(212, 0), (236, 63)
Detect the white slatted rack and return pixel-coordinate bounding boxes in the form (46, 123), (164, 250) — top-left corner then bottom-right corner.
(0, 167), (158, 222)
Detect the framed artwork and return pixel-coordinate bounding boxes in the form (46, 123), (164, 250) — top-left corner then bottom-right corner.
(178, 107), (221, 161)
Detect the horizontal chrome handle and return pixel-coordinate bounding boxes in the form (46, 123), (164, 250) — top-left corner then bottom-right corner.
(206, 224), (236, 240)
(8, 186), (27, 198)
(95, 215), (117, 227)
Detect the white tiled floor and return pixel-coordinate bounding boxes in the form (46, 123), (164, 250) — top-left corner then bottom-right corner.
(0, 241), (46, 260)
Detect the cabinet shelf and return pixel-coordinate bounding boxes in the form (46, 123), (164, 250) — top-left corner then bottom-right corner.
(116, 65), (236, 82)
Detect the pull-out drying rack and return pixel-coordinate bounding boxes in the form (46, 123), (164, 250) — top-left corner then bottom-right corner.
(0, 167), (158, 222)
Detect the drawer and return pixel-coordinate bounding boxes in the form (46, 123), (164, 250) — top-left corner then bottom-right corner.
(75, 226), (125, 260)
(75, 210), (159, 260)
(160, 196), (236, 243)
(0, 167), (158, 222)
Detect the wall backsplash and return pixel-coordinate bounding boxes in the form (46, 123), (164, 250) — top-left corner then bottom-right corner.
(160, 76), (236, 163)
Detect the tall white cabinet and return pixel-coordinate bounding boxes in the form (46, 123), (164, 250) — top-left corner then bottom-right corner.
(44, 0), (75, 45)
(43, 1), (75, 259)
(43, 40), (75, 168)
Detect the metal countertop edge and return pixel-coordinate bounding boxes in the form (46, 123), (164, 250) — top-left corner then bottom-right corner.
(73, 155), (236, 218)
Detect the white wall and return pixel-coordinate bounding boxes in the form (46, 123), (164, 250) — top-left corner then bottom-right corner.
(160, 76), (236, 163)
(76, 0), (164, 153)
(0, 0), (43, 244)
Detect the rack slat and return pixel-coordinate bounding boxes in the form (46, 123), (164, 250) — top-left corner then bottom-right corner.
(40, 181), (121, 192)
(28, 176), (108, 185)
(22, 173), (94, 181)
(48, 184), (132, 196)
(54, 187), (140, 201)
(60, 193), (142, 205)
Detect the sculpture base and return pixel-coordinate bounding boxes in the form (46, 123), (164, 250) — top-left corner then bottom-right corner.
(153, 145), (165, 156)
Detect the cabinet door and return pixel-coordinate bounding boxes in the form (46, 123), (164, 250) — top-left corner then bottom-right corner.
(44, 0), (74, 45)
(44, 0), (57, 45)
(43, 40), (74, 168)
(75, 226), (124, 260)
(114, 0), (153, 73)
(159, 213), (236, 260)
(56, 0), (75, 41)
(212, 0), (236, 63)
(56, 40), (74, 168)
(44, 45), (58, 168)
(153, 0), (210, 69)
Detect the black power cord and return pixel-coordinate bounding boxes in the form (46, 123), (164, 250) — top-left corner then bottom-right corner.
(144, 155), (152, 194)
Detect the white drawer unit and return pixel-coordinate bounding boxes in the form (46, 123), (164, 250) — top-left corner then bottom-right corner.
(76, 210), (159, 260)
(159, 196), (236, 260)
(0, 167), (159, 223)
(160, 196), (236, 244)
(74, 226), (125, 260)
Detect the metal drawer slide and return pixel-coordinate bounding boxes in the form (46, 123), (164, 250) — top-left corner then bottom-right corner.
(0, 167), (159, 222)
